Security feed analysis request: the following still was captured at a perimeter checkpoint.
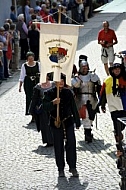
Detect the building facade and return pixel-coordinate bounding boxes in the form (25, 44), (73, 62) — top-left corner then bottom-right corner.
(0, 0), (36, 26)
(0, 0), (12, 26)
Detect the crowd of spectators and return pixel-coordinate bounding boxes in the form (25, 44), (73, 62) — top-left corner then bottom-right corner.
(0, 0), (112, 85)
(0, 18), (18, 85)
(17, 0), (95, 25)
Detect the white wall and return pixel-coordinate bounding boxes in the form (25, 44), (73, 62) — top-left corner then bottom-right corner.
(0, 0), (12, 26)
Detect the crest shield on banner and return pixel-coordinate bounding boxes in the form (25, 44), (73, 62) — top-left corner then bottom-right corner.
(39, 23), (80, 86)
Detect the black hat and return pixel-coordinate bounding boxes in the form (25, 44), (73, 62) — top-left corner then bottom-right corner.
(61, 73), (66, 80)
(109, 63), (123, 79)
(111, 63), (121, 69)
(61, 73), (67, 86)
(47, 72), (53, 81)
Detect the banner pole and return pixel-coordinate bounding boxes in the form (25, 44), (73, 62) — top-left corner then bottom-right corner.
(58, 5), (61, 24)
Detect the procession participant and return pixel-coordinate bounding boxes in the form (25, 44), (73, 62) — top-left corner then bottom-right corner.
(72, 60), (101, 143)
(99, 63), (126, 165)
(118, 50), (126, 68)
(19, 51), (40, 119)
(29, 73), (54, 147)
(43, 74), (81, 177)
(98, 21), (118, 76)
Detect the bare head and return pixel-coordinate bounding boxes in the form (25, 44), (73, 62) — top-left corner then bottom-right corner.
(103, 21), (109, 31)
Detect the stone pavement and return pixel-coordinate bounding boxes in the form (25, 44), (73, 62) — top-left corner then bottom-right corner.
(0, 12), (126, 190)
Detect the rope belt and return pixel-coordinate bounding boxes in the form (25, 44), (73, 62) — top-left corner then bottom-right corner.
(51, 115), (73, 139)
(51, 115), (73, 124)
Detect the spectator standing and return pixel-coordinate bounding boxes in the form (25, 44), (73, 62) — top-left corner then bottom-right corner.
(88, 0), (93, 18)
(77, 0), (84, 24)
(24, 0), (34, 26)
(34, 1), (42, 12)
(60, 6), (67, 24)
(40, 4), (55, 23)
(67, 0), (73, 24)
(52, 2), (67, 24)
(0, 42), (4, 83)
(9, 23), (19, 71)
(0, 26), (9, 78)
(97, 0), (105, 5)
(5, 19), (13, 26)
(28, 14), (41, 30)
(10, 5), (18, 23)
(84, 0), (90, 22)
(43, 75), (81, 177)
(71, 0), (80, 24)
(98, 21), (118, 75)
(45, 0), (51, 9)
(36, 10), (43, 23)
(19, 51), (40, 117)
(28, 23), (40, 61)
(17, 5), (23, 16)
(29, 74), (54, 147)
(3, 23), (13, 76)
(50, 2), (58, 23)
(16, 14), (29, 60)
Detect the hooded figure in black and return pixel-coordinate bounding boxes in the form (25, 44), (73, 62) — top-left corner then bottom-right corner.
(43, 74), (81, 177)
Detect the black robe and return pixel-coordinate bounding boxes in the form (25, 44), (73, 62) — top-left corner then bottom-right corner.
(29, 83), (54, 144)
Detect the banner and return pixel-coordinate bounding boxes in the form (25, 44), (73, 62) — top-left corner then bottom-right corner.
(39, 23), (79, 86)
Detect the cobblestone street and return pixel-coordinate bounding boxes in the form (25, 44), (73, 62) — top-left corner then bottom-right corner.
(0, 12), (126, 190)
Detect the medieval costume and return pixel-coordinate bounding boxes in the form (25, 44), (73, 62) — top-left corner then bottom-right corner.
(19, 52), (40, 115)
(43, 76), (81, 177)
(29, 79), (55, 146)
(99, 63), (126, 165)
(72, 60), (101, 143)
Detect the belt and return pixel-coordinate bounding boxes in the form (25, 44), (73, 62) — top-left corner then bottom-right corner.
(51, 115), (73, 139)
(27, 76), (39, 81)
(51, 115), (73, 122)
(102, 46), (113, 48)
